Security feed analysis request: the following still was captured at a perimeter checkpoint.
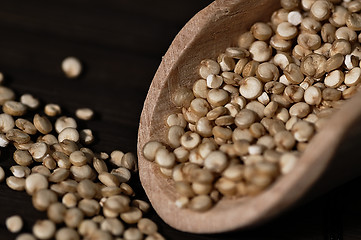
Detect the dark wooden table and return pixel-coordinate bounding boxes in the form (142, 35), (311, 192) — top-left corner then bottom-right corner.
(0, 1), (360, 239)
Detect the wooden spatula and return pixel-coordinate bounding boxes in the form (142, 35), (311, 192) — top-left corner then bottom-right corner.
(137, 0), (361, 233)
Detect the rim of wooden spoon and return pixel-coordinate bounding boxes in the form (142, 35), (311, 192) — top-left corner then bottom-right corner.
(137, 0), (361, 233)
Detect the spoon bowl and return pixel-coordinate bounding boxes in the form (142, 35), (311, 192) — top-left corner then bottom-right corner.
(137, 0), (361, 233)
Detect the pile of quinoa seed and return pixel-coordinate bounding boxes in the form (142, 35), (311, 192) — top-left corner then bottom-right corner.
(0, 58), (165, 240)
(143, 0), (361, 212)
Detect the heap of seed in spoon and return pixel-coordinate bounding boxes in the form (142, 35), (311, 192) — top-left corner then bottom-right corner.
(143, 0), (361, 212)
(0, 62), (164, 239)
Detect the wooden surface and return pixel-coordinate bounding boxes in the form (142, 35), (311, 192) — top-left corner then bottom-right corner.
(0, 0), (359, 239)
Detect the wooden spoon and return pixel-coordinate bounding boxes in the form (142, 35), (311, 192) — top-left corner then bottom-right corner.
(137, 0), (361, 233)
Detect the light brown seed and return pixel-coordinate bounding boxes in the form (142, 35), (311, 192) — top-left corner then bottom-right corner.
(78, 219), (97, 237)
(238, 31), (255, 49)
(257, 135), (276, 150)
(44, 103), (61, 117)
(13, 150), (33, 166)
(70, 164), (94, 181)
(166, 113), (187, 128)
(98, 172), (121, 187)
(62, 56), (82, 78)
(69, 150), (87, 166)
(64, 208), (84, 228)
(284, 63), (304, 84)
(0, 113), (14, 134)
(55, 227), (80, 240)
(276, 22), (298, 40)
(142, 141), (164, 162)
(16, 233), (36, 240)
(283, 85), (304, 103)
(329, 5), (348, 27)
(192, 79), (208, 99)
(138, 218), (158, 235)
(346, 12), (361, 31)
(124, 228), (143, 240)
(234, 109), (257, 129)
(109, 150), (124, 167)
(100, 218), (124, 236)
(111, 167), (131, 183)
(242, 60), (259, 76)
(78, 199), (100, 217)
(324, 70), (344, 88)
(79, 129), (94, 145)
(274, 130), (295, 150)
(207, 88), (229, 107)
(3, 101), (27, 116)
(32, 189), (58, 211)
(218, 54), (235, 72)
(225, 47), (249, 59)
(204, 151), (228, 173)
(297, 33), (321, 50)
(304, 86), (322, 105)
(325, 53), (344, 72)
(77, 179), (97, 199)
(0, 166), (4, 182)
(120, 182), (135, 196)
(289, 102), (310, 118)
(322, 88), (341, 101)
(58, 127), (79, 143)
(310, 0), (332, 21)
(215, 177), (237, 196)
(199, 59), (220, 79)
(6, 129), (30, 144)
(29, 142), (48, 161)
(120, 207), (143, 224)
(301, 17), (322, 33)
(6, 215), (23, 233)
(132, 199), (150, 213)
(75, 108), (94, 120)
(47, 202), (67, 224)
(62, 192), (78, 208)
(280, 152), (299, 174)
(300, 53), (326, 78)
(292, 120), (314, 142)
(25, 173), (49, 195)
(232, 128), (254, 142)
(195, 117), (213, 137)
(249, 41), (272, 62)
(251, 22), (273, 41)
(0, 86), (15, 105)
(345, 67), (361, 86)
(15, 118), (37, 135)
(43, 155), (57, 170)
(188, 195), (213, 212)
(6, 176), (25, 191)
(33, 114), (52, 134)
(55, 116), (77, 133)
(33, 220), (56, 240)
(31, 165), (51, 177)
(330, 39), (351, 56)
(246, 101), (265, 119)
(270, 35), (293, 51)
(239, 77), (263, 99)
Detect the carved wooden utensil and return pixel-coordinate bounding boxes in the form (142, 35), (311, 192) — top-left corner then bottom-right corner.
(138, 0), (361, 233)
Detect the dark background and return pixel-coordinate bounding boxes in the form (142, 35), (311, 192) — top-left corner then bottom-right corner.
(0, 0), (360, 239)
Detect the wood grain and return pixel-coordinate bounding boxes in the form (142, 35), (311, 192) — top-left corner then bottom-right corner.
(0, 0), (360, 239)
